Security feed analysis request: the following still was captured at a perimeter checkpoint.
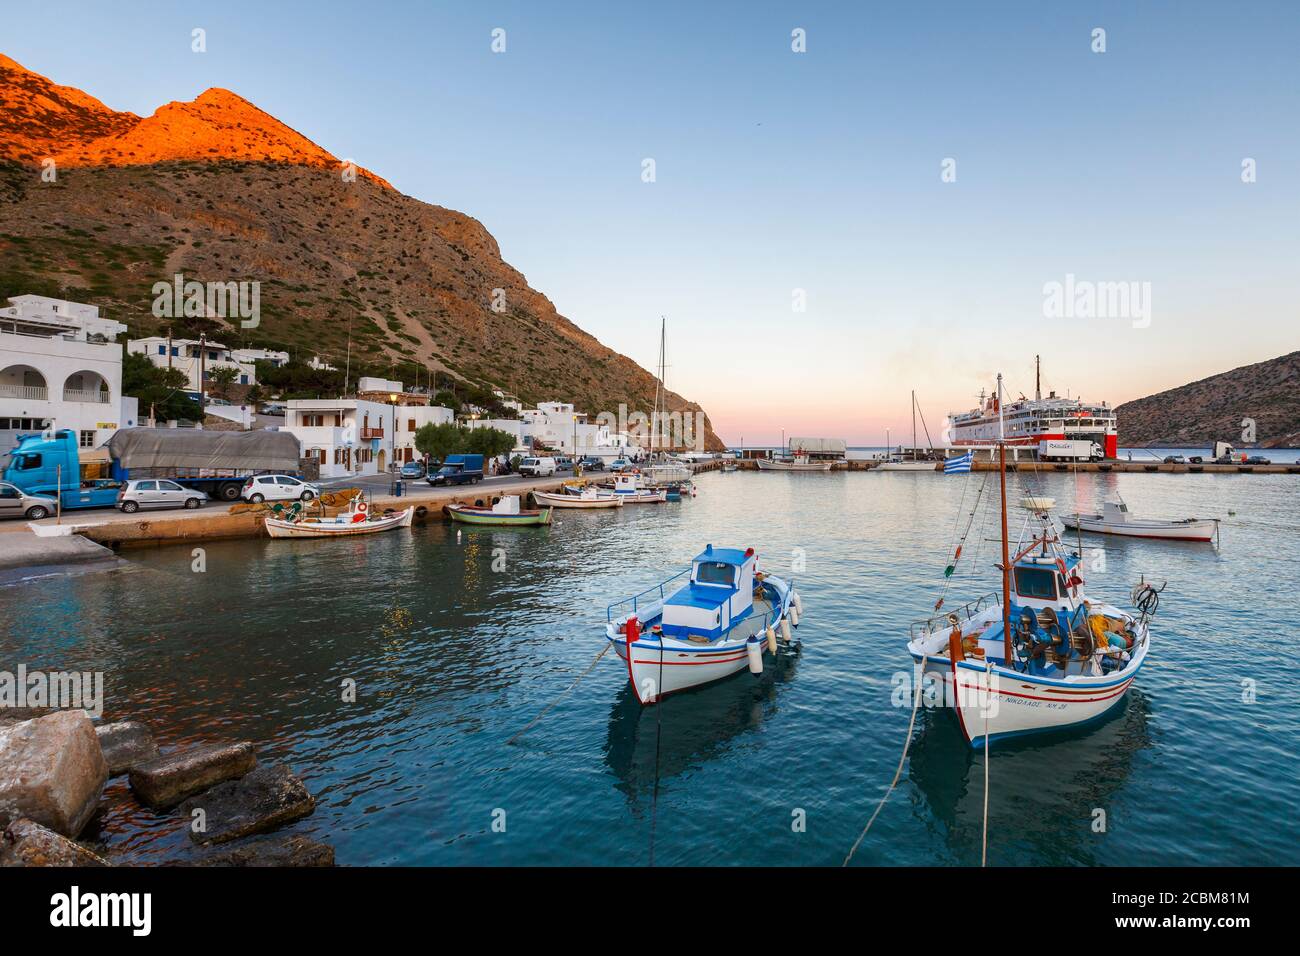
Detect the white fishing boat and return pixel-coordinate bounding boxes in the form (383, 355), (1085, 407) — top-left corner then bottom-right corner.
(533, 487), (624, 509)
(1060, 501), (1219, 543)
(606, 545), (803, 703)
(264, 495), (414, 539)
(604, 473), (668, 503)
(903, 374), (1159, 748)
(755, 454), (832, 472)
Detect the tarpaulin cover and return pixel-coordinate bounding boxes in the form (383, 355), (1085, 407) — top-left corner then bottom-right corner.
(106, 428), (300, 472)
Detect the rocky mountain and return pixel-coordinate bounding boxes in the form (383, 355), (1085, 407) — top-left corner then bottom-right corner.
(0, 53), (722, 448)
(1115, 351), (1300, 448)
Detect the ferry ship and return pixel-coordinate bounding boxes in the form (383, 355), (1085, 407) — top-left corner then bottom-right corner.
(947, 358), (1118, 458)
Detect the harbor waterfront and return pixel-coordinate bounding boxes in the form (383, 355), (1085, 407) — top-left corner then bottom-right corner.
(2, 468), (1296, 866)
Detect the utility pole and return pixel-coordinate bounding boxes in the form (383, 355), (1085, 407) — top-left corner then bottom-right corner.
(199, 332), (207, 419)
(1035, 354), (1041, 401)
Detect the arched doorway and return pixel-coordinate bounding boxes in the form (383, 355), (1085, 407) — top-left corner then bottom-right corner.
(0, 364), (49, 401)
(63, 370), (111, 404)
(377, 449), (386, 472)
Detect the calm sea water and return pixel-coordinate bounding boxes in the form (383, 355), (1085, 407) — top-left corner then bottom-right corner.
(2, 469), (1297, 866)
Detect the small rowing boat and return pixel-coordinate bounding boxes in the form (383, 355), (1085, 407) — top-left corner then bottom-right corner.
(447, 494), (553, 526)
(533, 488), (624, 509)
(1060, 501), (1219, 542)
(264, 495), (414, 539)
(606, 544), (803, 703)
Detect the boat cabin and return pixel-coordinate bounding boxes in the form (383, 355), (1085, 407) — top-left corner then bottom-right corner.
(661, 545), (756, 641)
(613, 473), (640, 494)
(491, 495), (521, 514)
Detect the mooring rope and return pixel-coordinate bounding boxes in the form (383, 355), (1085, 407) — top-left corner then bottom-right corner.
(505, 643), (610, 746)
(648, 643), (665, 866)
(982, 661), (992, 867)
(843, 653), (928, 866)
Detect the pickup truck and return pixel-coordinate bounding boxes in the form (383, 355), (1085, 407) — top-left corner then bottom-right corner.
(426, 453), (484, 486)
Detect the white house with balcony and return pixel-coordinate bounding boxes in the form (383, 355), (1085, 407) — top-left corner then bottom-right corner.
(126, 336), (259, 393)
(516, 401), (640, 459)
(0, 294), (138, 456)
(284, 395), (454, 479)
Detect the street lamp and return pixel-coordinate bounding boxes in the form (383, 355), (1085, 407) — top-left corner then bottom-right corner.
(389, 392), (399, 493)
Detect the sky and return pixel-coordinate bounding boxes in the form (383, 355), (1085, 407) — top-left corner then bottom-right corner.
(4, 0), (1298, 445)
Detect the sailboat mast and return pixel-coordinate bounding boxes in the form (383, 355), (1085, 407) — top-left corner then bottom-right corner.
(998, 373), (1012, 666)
(911, 390), (917, 461)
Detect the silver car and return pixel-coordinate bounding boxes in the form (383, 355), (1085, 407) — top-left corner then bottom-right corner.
(117, 479), (207, 513)
(0, 481), (57, 521)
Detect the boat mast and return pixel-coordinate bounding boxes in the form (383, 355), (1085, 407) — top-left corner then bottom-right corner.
(1035, 354), (1041, 402)
(998, 373), (1012, 666)
(911, 390), (917, 461)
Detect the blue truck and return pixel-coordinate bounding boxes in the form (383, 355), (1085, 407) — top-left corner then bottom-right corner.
(3, 428), (303, 510)
(426, 453), (485, 486)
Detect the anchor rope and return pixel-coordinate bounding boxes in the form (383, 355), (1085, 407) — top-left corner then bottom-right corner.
(505, 643), (610, 746)
(843, 653), (928, 866)
(648, 642), (665, 866)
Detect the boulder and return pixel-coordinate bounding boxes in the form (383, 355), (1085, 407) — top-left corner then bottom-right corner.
(180, 765), (315, 845)
(0, 710), (107, 837)
(0, 818), (109, 867)
(128, 742), (256, 810)
(194, 833), (334, 867)
(95, 721), (159, 776)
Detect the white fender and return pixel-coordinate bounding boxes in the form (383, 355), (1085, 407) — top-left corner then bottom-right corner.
(780, 616), (792, 642)
(746, 637), (764, 674)
(792, 591), (803, 614)
(766, 625), (777, 655)
(790, 606), (800, 627)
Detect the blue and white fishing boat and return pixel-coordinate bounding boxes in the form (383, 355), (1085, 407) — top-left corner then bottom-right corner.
(606, 545), (803, 703)
(905, 374), (1159, 748)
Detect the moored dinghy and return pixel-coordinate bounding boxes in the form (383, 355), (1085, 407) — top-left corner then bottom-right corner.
(264, 494), (414, 538)
(532, 487), (624, 509)
(447, 494), (553, 525)
(1061, 500), (1219, 542)
(606, 545), (803, 704)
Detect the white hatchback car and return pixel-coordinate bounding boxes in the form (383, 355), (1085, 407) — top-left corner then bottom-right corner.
(241, 474), (320, 503)
(117, 479), (207, 513)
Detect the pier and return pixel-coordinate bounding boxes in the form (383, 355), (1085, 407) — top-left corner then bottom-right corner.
(703, 459), (1300, 475)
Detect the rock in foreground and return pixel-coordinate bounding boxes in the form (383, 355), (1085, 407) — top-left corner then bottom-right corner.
(194, 833), (334, 867)
(95, 721), (159, 776)
(0, 710), (107, 836)
(128, 742), (256, 810)
(0, 818), (109, 867)
(180, 764), (315, 845)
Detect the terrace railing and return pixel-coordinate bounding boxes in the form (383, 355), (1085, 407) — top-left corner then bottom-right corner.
(0, 384), (48, 401)
(62, 388), (111, 404)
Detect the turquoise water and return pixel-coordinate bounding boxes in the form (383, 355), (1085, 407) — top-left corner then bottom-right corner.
(2, 469), (1297, 865)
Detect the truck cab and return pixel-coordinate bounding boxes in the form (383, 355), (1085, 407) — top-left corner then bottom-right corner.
(3, 430), (122, 510)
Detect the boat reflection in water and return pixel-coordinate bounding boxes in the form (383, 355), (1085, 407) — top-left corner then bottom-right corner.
(602, 646), (801, 807)
(906, 688), (1152, 865)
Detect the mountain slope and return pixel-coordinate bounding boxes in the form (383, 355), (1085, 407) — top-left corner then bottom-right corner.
(0, 53), (720, 448)
(1115, 352), (1300, 447)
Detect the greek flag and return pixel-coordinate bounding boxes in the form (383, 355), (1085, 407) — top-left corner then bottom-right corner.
(944, 453), (972, 475)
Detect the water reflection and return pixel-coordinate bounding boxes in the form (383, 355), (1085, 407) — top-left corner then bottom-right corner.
(907, 690), (1153, 865)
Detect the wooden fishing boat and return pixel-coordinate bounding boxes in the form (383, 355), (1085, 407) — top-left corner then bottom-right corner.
(904, 374), (1159, 748)
(532, 488), (623, 509)
(447, 495), (552, 525)
(606, 545), (803, 703)
(755, 455), (832, 472)
(264, 495), (414, 538)
(1060, 501), (1218, 542)
(597, 473), (668, 502)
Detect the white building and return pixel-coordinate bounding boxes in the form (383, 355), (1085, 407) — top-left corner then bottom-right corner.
(517, 401), (639, 458)
(127, 336), (259, 392)
(285, 396), (454, 479)
(1, 294), (138, 456)
(231, 347), (290, 368)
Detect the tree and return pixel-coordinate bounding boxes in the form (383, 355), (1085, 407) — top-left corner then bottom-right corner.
(121, 352), (200, 423)
(413, 422), (464, 463)
(463, 426), (517, 459)
(207, 366), (239, 400)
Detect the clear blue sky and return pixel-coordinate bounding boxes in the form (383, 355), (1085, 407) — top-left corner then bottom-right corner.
(5, 1), (1298, 444)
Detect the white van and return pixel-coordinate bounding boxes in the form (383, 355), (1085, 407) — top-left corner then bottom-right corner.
(519, 456), (557, 477)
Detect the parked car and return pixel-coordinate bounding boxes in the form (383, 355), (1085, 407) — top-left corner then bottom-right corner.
(241, 474), (320, 503)
(554, 456), (573, 471)
(1163, 455), (1186, 464)
(0, 481), (58, 521)
(400, 461), (427, 479)
(608, 458), (633, 472)
(117, 479), (208, 513)
(578, 456), (605, 471)
(518, 456), (557, 477)
(1244, 455), (1271, 465)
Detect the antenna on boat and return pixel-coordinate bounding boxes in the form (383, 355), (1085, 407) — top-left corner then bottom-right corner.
(997, 373), (1012, 668)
